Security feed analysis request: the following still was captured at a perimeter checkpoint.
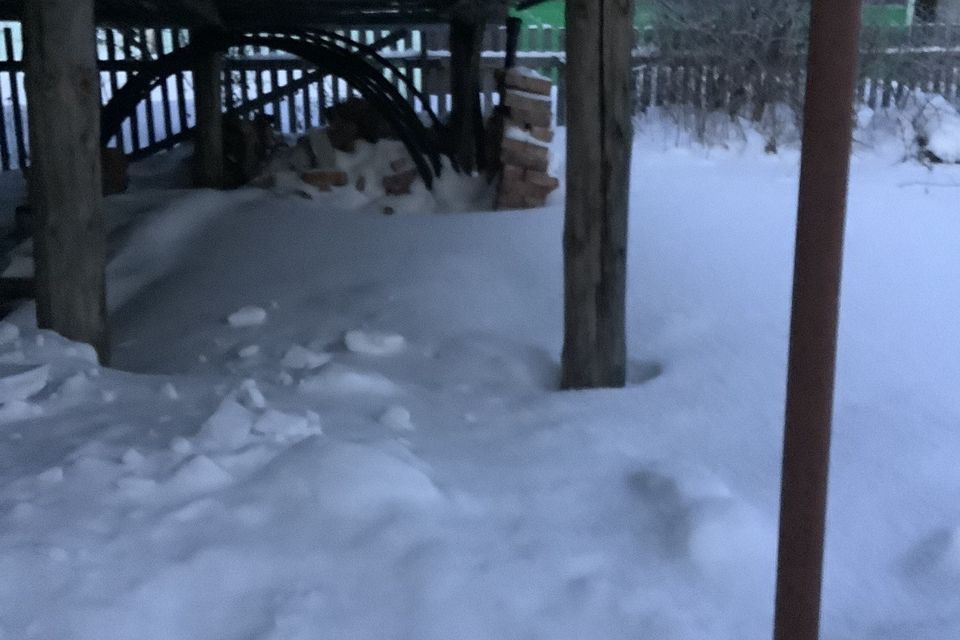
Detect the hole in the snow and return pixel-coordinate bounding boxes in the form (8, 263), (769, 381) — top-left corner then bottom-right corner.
(628, 360), (664, 385)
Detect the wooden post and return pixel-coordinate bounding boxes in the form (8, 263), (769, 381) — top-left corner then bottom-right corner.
(448, 17), (484, 173)
(193, 45), (225, 188)
(23, 0), (109, 363)
(773, 1), (863, 640)
(561, 0), (634, 389)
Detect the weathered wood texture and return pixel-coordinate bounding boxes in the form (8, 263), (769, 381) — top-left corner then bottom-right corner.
(23, 0), (109, 362)
(193, 47), (226, 188)
(448, 18), (484, 173)
(561, 0), (634, 389)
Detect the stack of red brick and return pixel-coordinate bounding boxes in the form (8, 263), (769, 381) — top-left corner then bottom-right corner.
(496, 68), (560, 210)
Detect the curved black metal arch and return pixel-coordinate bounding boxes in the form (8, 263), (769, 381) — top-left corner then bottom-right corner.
(101, 29), (449, 187)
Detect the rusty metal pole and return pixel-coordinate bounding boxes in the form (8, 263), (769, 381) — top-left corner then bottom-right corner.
(773, 1), (863, 640)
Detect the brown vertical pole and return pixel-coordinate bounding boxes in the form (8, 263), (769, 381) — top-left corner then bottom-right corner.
(561, 0), (634, 389)
(23, 0), (109, 363)
(193, 43), (225, 189)
(773, 1), (863, 639)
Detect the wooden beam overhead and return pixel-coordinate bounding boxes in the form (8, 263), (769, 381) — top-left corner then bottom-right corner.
(0, 0), (514, 26)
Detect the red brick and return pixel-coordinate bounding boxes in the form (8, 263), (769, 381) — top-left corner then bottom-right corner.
(524, 170), (560, 191)
(301, 170), (348, 190)
(504, 70), (553, 97)
(506, 107), (553, 129)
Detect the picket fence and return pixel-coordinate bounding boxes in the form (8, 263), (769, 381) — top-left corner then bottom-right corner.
(0, 22), (958, 170)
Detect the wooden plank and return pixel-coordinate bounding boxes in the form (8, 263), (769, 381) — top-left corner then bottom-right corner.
(255, 66), (266, 113)
(285, 69), (297, 133)
(270, 64), (281, 125)
(122, 31), (142, 151)
(104, 29), (125, 149)
(224, 65), (236, 110)
(23, 0), (108, 362)
(561, 0), (634, 389)
(174, 30), (189, 132)
(4, 29), (27, 169)
(159, 30), (174, 141)
(0, 32), (11, 171)
(141, 29), (157, 147)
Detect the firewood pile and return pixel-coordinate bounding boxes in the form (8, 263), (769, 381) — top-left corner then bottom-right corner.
(226, 98), (422, 197)
(495, 68), (560, 210)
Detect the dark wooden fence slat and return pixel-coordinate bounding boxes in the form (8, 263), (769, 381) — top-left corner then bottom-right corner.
(174, 30), (189, 132)
(4, 28), (27, 169)
(141, 29), (158, 147)
(269, 64), (281, 123)
(158, 29), (174, 140)
(123, 32), (142, 151)
(0, 28), (12, 170)
(3, 22), (960, 173)
(285, 69), (297, 132)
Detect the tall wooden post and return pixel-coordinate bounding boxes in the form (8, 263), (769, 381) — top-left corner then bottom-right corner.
(561, 0), (634, 389)
(193, 46), (225, 188)
(773, 1), (863, 639)
(448, 17), (484, 173)
(23, 0), (109, 362)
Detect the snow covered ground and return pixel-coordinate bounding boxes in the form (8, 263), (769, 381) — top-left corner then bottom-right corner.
(1, 127), (960, 640)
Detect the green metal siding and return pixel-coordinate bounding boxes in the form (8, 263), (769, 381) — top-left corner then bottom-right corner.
(510, 2), (912, 31)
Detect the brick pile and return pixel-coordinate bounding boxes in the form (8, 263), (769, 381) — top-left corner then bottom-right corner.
(496, 68), (560, 210)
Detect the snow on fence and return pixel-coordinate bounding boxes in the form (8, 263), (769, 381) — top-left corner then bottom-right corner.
(1, 22), (959, 171)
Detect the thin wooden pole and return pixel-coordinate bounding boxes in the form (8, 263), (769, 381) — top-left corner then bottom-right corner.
(23, 0), (108, 362)
(561, 0), (634, 389)
(773, 1), (863, 639)
(448, 17), (484, 173)
(192, 43), (225, 188)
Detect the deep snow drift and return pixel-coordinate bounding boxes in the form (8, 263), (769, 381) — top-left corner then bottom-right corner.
(1, 127), (960, 640)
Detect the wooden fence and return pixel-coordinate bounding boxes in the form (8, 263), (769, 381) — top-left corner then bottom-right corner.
(1, 22), (959, 171)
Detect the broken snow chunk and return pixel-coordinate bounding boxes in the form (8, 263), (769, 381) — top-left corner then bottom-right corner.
(298, 364), (400, 396)
(170, 436), (193, 455)
(0, 351), (25, 364)
(344, 329), (406, 356)
(160, 382), (180, 401)
(116, 476), (157, 498)
(0, 322), (20, 345)
(227, 306), (268, 328)
(239, 379), (267, 410)
(380, 405), (415, 432)
(165, 455), (233, 494)
(196, 397), (255, 450)
(10, 502), (36, 519)
(253, 409), (323, 444)
(121, 448), (146, 468)
(47, 547), (69, 563)
(0, 364), (49, 405)
(238, 344), (261, 359)
(281, 345), (333, 370)
(0, 400), (41, 422)
(37, 466), (64, 484)
(56, 372), (91, 400)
